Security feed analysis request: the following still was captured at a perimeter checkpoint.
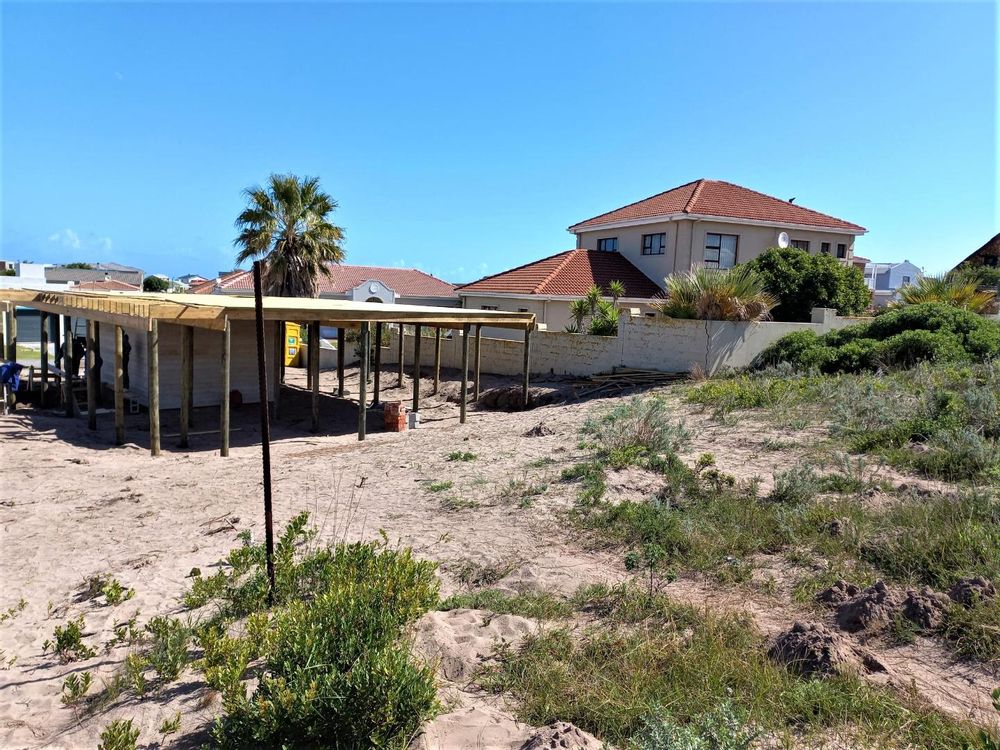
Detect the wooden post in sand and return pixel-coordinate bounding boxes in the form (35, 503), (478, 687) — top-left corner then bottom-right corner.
(179, 326), (193, 448)
(63, 315), (73, 417)
(433, 327), (441, 395)
(114, 325), (125, 446)
(373, 323), (382, 406)
(40, 312), (49, 402)
(148, 320), (161, 457)
(522, 326), (532, 408)
(460, 324), (470, 424)
(473, 324), (482, 401)
(272, 323), (282, 420)
(310, 321), (320, 433)
(336, 327), (346, 397)
(86, 320), (97, 430)
(357, 322), (369, 441)
(397, 324), (405, 387)
(412, 325), (422, 414)
(93, 322), (102, 406)
(220, 319), (231, 457)
(6, 307), (16, 361)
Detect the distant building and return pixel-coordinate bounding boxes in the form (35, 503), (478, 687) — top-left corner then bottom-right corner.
(0, 262), (67, 292)
(954, 231), (1000, 270)
(863, 260), (923, 307)
(190, 264), (457, 307)
(45, 262), (143, 287)
(176, 274), (208, 288)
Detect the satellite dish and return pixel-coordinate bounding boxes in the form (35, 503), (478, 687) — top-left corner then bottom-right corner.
(777, 232), (790, 249)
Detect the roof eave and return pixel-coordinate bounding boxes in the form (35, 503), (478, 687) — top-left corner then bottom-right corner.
(569, 212), (866, 236)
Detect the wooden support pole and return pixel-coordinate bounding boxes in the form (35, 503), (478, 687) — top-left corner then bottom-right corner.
(63, 316), (73, 417)
(412, 324), (422, 414)
(373, 322), (382, 406)
(179, 326), (193, 448)
(310, 321), (320, 432)
(272, 322), (282, 419)
(460, 324), (470, 424)
(251, 262), (276, 603)
(433, 327), (442, 395)
(40, 312), (49, 400)
(397, 324), (405, 387)
(357, 322), (369, 441)
(522, 326), (532, 408)
(337, 327), (346, 397)
(86, 320), (97, 430)
(93, 322), (102, 407)
(148, 320), (161, 457)
(220, 319), (231, 457)
(0, 311), (7, 361)
(474, 324), (482, 401)
(8, 307), (17, 361)
(114, 325), (124, 446)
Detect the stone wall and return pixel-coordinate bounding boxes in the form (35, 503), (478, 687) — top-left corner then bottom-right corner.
(381, 308), (862, 378)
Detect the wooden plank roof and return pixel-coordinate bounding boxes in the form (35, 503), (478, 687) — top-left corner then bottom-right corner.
(0, 288), (536, 331)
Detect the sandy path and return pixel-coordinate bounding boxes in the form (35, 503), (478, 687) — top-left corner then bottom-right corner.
(1, 368), (997, 748)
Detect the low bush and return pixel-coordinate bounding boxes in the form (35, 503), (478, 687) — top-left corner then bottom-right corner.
(758, 303), (1000, 373)
(941, 598), (1000, 663)
(439, 589), (573, 620)
(482, 589), (982, 748)
(630, 701), (757, 750)
(582, 397), (690, 468)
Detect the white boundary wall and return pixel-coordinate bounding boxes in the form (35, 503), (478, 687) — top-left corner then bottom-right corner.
(382, 309), (862, 377)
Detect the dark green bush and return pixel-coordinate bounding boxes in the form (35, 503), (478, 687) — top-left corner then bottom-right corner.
(743, 247), (871, 322)
(759, 303), (1000, 373)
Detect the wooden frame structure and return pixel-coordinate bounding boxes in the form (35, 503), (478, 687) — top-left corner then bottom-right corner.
(1, 289), (535, 456)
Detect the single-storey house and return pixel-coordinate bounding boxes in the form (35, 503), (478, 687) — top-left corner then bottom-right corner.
(191, 264), (458, 307)
(45, 262), (144, 287)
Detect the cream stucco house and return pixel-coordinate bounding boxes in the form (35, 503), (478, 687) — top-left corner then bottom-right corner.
(458, 179), (867, 332)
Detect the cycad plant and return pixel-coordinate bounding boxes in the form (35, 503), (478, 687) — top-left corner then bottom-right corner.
(897, 274), (997, 314)
(656, 266), (777, 322)
(568, 298), (590, 333)
(234, 174), (346, 297)
(607, 280), (626, 305)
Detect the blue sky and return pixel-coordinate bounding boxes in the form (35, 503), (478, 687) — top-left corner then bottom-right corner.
(1, 1), (995, 282)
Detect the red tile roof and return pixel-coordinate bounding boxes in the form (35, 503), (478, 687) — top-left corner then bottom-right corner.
(73, 279), (141, 292)
(190, 265), (456, 298)
(456, 249), (663, 298)
(569, 179), (866, 233)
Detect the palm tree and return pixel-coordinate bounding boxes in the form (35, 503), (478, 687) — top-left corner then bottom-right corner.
(234, 174), (346, 297)
(655, 266), (777, 322)
(897, 274), (996, 314)
(584, 284), (603, 316)
(607, 280), (626, 306)
(569, 299), (590, 332)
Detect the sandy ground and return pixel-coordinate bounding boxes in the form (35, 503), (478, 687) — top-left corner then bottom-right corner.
(1, 365), (997, 749)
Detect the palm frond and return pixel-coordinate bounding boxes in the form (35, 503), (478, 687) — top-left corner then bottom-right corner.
(654, 266), (777, 322)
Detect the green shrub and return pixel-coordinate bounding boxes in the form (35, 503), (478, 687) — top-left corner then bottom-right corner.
(43, 616), (96, 662)
(743, 247), (871, 322)
(582, 397), (690, 468)
(759, 303), (1000, 373)
(941, 597), (1000, 663)
(630, 701), (757, 750)
(98, 719), (140, 750)
(439, 589), (573, 620)
(767, 466), (819, 505)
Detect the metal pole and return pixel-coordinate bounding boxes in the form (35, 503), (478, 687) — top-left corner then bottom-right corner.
(460, 324), (470, 424)
(357, 322), (369, 440)
(252, 261), (276, 605)
(373, 322), (382, 406)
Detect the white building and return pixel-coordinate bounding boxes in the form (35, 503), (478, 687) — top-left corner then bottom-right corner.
(863, 260), (923, 307)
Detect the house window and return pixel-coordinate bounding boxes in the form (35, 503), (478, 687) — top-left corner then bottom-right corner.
(597, 237), (618, 252)
(480, 305), (498, 311)
(791, 239), (810, 251)
(821, 242), (831, 254)
(704, 233), (738, 269)
(901, 276), (911, 285)
(518, 308), (529, 313)
(837, 243), (847, 258)
(641, 233), (666, 255)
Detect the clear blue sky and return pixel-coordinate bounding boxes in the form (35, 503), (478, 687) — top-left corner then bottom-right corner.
(2, 1), (995, 282)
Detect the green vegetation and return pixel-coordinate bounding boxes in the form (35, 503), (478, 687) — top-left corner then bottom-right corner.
(98, 719), (139, 750)
(61, 671), (93, 704)
(566, 282), (625, 335)
(482, 587), (984, 748)
(655, 265), (777, 322)
(101, 578), (135, 606)
(234, 173), (346, 297)
(439, 589), (573, 620)
(425, 480), (454, 493)
(446, 451), (477, 462)
(581, 395), (690, 469)
(758, 303), (1000, 374)
(898, 273), (997, 313)
(630, 701), (757, 750)
(43, 616), (96, 662)
(743, 246), (871, 321)
(142, 275), (170, 292)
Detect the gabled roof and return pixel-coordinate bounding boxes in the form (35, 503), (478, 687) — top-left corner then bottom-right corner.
(456, 249), (663, 298)
(956, 231), (1000, 268)
(568, 179), (866, 234)
(73, 279), (141, 292)
(190, 264), (456, 298)
(46, 267), (143, 284)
